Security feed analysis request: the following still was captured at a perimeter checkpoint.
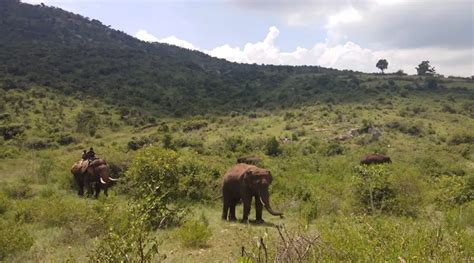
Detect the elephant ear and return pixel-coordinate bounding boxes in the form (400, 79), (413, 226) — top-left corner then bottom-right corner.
(243, 167), (256, 185)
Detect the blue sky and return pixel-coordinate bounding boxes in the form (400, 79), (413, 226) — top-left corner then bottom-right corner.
(22, 0), (473, 76)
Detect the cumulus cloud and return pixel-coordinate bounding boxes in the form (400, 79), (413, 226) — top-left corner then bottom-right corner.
(234, 0), (473, 49)
(137, 26), (473, 77)
(135, 30), (197, 50)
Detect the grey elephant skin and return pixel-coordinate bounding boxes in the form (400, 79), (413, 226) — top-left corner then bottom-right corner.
(222, 163), (283, 224)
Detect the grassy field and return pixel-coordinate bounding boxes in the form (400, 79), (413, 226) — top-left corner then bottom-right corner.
(1, 74), (473, 262)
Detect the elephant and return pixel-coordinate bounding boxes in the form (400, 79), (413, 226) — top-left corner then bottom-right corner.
(222, 163), (283, 224)
(70, 159), (118, 198)
(360, 153), (392, 165)
(236, 156), (261, 165)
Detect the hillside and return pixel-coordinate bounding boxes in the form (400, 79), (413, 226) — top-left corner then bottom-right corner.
(0, 0), (473, 262)
(0, 0), (348, 116)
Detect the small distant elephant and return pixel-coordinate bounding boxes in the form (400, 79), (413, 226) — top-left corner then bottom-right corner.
(222, 163), (283, 224)
(360, 154), (392, 165)
(71, 159), (118, 198)
(236, 156), (261, 165)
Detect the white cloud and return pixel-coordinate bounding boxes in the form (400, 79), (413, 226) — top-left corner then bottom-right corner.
(137, 26), (473, 77)
(135, 30), (197, 50)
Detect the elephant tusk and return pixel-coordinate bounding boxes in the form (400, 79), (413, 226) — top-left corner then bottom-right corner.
(100, 177), (107, 184)
(109, 177), (119, 182)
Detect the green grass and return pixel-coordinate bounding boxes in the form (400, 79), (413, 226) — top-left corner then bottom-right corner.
(0, 75), (473, 261)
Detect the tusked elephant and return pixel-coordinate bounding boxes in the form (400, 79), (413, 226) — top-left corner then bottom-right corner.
(222, 163), (283, 224)
(71, 159), (118, 198)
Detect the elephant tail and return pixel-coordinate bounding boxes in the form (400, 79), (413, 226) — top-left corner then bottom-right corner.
(212, 195), (223, 201)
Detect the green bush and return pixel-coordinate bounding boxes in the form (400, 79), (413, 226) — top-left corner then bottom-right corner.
(0, 220), (34, 260)
(89, 203), (160, 262)
(3, 183), (34, 199)
(0, 194), (9, 214)
(324, 143), (344, 156)
(177, 219), (212, 248)
(448, 133), (474, 145)
(36, 157), (54, 184)
(353, 165), (395, 214)
(75, 109), (100, 136)
(126, 146), (185, 228)
(266, 137), (282, 156)
(182, 120), (208, 132)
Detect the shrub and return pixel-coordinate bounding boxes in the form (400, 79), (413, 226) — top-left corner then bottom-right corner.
(224, 136), (244, 153)
(177, 219), (212, 248)
(0, 124), (24, 140)
(448, 133), (474, 145)
(0, 146), (20, 159)
(353, 165), (395, 214)
(163, 133), (173, 149)
(56, 133), (75, 145)
(126, 146), (185, 228)
(0, 194), (8, 214)
(89, 203), (160, 262)
(36, 157), (54, 184)
(75, 109), (100, 136)
(3, 183), (34, 199)
(0, 220), (34, 260)
(182, 120), (208, 132)
(266, 137), (282, 156)
(324, 143), (344, 156)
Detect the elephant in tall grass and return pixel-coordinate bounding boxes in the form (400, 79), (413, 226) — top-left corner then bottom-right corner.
(222, 163), (283, 224)
(71, 159), (118, 198)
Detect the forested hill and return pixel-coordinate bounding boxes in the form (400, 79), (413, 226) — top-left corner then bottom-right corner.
(0, 0), (347, 116)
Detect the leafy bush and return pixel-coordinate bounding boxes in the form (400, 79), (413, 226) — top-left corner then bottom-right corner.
(353, 165), (395, 214)
(324, 143), (344, 156)
(182, 120), (208, 132)
(448, 133), (474, 145)
(3, 183), (34, 199)
(266, 137), (282, 156)
(177, 219), (212, 248)
(89, 203), (160, 262)
(126, 146), (185, 228)
(224, 136), (244, 153)
(0, 220), (34, 260)
(0, 194), (9, 214)
(36, 157), (54, 184)
(0, 146), (20, 159)
(75, 109), (100, 136)
(0, 124), (24, 140)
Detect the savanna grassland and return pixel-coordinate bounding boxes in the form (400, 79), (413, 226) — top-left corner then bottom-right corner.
(1, 74), (473, 262)
(1, 1), (473, 262)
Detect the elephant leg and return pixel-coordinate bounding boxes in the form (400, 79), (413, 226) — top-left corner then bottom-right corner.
(254, 195), (264, 223)
(241, 196), (251, 223)
(77, 180), (84, 196)
(94, 183), (101, 199)
(84, 178), (93, 198)
(104, 187), (109, 197)
(74, 174), (84, 196)
(222, 193), (230, 220)
(229, 200), (237, 221)
(222, 203), (229, 221)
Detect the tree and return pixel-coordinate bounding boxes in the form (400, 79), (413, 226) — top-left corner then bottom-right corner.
(416, 61), (436, 76)
(376, 59), (388, 74)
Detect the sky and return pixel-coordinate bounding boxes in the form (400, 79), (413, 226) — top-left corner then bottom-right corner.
(23, 0), (474, 77)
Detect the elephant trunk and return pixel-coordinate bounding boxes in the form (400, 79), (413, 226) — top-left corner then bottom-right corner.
(259, 190), (283, 217)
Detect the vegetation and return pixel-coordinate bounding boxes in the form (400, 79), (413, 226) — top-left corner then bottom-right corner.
(416, 60), (436, 76)
(0, 1), (473, 262)
(376, 59), (388, 74)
